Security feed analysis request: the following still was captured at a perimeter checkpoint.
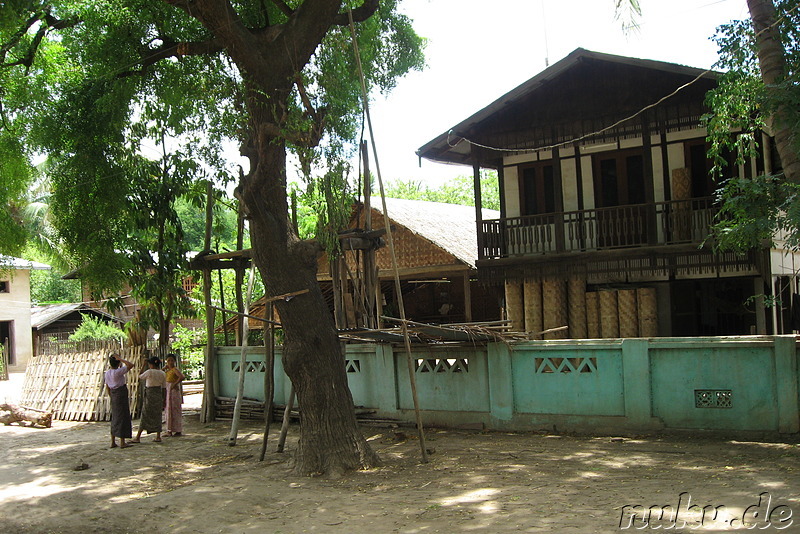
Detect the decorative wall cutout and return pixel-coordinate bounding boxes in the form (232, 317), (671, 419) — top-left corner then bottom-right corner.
(415, 358), (470, 373)
(534, 356), (597, 374)
(231, 360), (267, 373)
(695, 389), (732, 408)
(345, 359), (361, 373)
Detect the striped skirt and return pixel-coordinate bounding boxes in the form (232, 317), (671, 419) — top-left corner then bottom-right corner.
(139, 386), (163, 433)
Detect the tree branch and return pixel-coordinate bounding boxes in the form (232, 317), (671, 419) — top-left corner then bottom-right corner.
(332, 0), (379, 26)
(117, 37), (225, 78)
(270, 0), (295, 18)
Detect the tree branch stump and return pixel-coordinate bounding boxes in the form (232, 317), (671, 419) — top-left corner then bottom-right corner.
(0, 403), (53, 428)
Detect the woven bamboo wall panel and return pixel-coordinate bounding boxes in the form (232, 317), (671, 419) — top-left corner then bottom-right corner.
(568, 277), (588, 339)
(618, 289), (639, 338)
(523, 278), (543, 338)
(637, 287), (658, 336)
(599, 290), (620, 338)
(543, 278), (568, 339)
(19, 346), (146, 422)
(586, 292), (601, 338)
(505, 279), (525, 332)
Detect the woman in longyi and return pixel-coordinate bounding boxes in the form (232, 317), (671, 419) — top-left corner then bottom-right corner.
(163, 353), (185, 437)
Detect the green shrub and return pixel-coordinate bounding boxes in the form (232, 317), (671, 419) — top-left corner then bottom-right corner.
(69, 314), (125, 342)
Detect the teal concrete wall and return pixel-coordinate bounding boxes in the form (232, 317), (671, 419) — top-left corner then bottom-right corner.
(509, 342), (625, 416)
(214, 336), (799, 435)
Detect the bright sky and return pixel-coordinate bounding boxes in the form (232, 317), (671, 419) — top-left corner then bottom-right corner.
(361, 0), (751, 187)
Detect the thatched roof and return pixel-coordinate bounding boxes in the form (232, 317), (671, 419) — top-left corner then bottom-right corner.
(369, 198), (499, 270)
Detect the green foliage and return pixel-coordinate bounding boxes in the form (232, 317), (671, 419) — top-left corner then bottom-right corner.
(30, 269), (81, 304)
(171, 322), (205, 380)
(384, 171), (500, 210)
(68, 313), (125, 342)
(705, 0), (800, 252)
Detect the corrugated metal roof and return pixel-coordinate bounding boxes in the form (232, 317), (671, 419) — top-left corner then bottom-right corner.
(0, 255), (51, 270)
(31, 303), (122, 330)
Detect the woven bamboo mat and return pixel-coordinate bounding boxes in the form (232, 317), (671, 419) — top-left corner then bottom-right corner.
(19, 346), (146, 421)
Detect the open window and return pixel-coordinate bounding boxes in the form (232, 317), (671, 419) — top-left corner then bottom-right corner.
(520, 161), (557, 217)
(0, 281), (8, 293)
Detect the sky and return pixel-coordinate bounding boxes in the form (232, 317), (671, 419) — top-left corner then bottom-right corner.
(359, 0), (752, 188)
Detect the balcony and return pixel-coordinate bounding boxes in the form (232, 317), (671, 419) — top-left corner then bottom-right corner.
(479, 197), (716, 260)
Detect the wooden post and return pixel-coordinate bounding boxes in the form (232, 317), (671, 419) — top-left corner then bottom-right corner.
(463, 272), (472, 322)
(228, 264), (256, 446)
(473, 163), (484, 259)
(201, 180), (217, 423)
(276, 386), (295, 453)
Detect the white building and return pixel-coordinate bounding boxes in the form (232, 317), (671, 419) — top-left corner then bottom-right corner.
(0, 256), (51, 371)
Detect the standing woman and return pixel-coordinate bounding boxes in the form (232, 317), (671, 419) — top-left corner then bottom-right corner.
(104, 353), (134, 449)
(164, 353), (185, 437)
(132, 356), (166, 443)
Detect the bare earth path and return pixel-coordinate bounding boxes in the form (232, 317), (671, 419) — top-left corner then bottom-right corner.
(0, 396), (798, 532)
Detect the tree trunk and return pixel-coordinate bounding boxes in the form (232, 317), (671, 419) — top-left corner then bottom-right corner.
(747, 0), (800, 183)
(240, 94), (379, 475)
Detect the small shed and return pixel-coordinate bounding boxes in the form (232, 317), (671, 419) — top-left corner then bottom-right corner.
(31, 303), (124, 355)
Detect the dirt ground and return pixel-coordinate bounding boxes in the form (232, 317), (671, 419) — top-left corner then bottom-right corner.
(1, 376), (799, 533)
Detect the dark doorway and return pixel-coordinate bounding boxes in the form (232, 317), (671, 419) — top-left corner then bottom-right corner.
(0, 321), (13, 366)
(670, 278), (757, 336)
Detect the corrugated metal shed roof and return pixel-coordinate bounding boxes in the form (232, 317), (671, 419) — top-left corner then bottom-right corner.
(31, 303), (122, 330)
(0, 255), (51, 270)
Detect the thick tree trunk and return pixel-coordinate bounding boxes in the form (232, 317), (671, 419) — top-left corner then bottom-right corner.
(240, 99), (379, 475)
(748, 0), (800, 183)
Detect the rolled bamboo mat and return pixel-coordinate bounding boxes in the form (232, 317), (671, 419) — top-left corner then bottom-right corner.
(586, 292), (601, 338)
(543, 277), (568, 339)
(568, 276), (587, 339)
(505, 279), (525, 332)
(599, 290), (619, 338)
(637, 287), (658, 337)
(618, 289), (639, 338)
(523, 278), (543, 339)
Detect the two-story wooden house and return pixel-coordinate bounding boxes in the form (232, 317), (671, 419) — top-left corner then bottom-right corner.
(417, 48), (794, 338)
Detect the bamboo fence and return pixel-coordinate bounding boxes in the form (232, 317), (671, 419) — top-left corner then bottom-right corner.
(19, 345), (146, 421)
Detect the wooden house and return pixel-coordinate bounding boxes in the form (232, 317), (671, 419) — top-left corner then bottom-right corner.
(417, 48), (795, 338)
(318, 197), (502, 327)
(0, 256), (51, 371)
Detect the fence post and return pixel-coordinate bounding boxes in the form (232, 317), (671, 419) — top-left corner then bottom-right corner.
(374, 343), (398, 416)
(622, 338), (653, 428)
(487, 342), (514, 423)
(774, 335), (799, 434)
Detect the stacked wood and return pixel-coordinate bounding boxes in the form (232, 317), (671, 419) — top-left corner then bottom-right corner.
(618, 289), (639, 337)
(19, 346), (145, 422)
(0, 403), (52, 428)
(523, 279), (543, 339)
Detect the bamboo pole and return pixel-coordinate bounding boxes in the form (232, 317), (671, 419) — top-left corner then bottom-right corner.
(228, 264), (256, 446)
(349, 11), (427, 463)
(276, 387), (295, 453)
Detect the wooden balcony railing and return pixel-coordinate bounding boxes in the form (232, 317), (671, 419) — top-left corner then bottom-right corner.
(480, 197), (716, 260)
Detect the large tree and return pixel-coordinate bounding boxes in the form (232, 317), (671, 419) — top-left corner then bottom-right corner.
(0, 1), (423, 474)
(704, 0), (800, 251)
